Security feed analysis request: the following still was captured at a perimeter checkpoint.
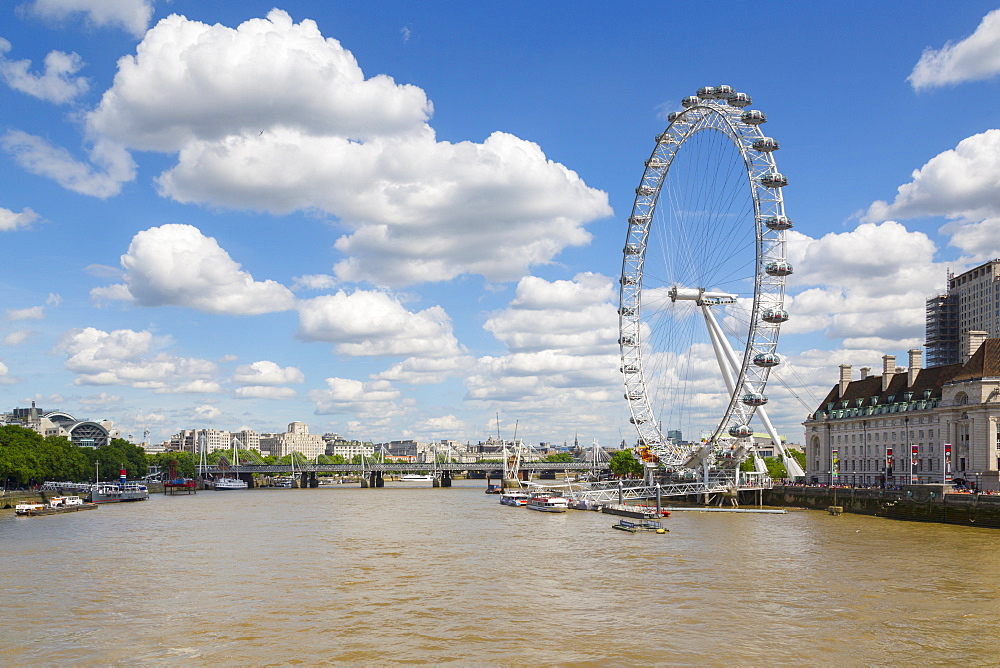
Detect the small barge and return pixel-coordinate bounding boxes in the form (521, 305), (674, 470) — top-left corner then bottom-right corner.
(16, 496), (98, 516)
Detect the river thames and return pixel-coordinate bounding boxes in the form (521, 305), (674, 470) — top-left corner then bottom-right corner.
(3, 480), (999, 665)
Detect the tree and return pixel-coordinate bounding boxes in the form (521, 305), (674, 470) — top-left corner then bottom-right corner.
(609, 450), (643, 477)
(542, 453), (574, 463)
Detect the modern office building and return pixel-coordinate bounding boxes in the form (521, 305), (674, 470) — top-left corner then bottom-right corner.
(926, 259), (1000, 366)
(803, 337), (1000, 489)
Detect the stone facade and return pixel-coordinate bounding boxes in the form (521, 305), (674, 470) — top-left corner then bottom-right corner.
(803, 340), (1000, 489)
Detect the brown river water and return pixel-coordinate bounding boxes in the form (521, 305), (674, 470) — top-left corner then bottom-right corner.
(3, 480), (1000, 665)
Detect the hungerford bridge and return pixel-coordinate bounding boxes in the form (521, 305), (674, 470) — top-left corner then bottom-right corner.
(197, 461), (773, 504)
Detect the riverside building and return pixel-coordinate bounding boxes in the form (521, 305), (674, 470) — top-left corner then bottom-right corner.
(260, 421), (325, 459)
(926, 259), (1000, 366)
(1, 402), (113, 447)
(803, 337), (1000, 490)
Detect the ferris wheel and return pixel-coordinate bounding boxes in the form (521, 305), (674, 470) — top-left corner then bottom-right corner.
(618, 85), (803, 477)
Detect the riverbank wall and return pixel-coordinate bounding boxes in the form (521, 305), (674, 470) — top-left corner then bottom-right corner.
(764, 484), (1000, 528)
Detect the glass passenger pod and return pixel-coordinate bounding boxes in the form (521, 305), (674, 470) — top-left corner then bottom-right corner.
(629, 416), (647, 424)
(761, 308), (789, 324)
(696, 86), (716, 99)
(619, 306), (636, 317)
(628, 214), (650, 226)
(620, 275), (637, 286)
(741, 392), (768, 407)
(626, 391), (644, 401)
(741, 109), (767, 125)
(763, 215), (793, 230)
(635, 184), (656, 196)
(765, 260), (793, 276)
(752, 137), (779, 152)
(619, 335), (636, 346)
(623, 243), (641, 256)
(753, 352), (782, 367)
(728, 424), (754, 438)
(726, 92), (752, 108)
(761, 173), (788, 188)
(621, 364), (639, 373)
(667, 111), (682, 123)
(645, 158), (666, 169)
(681, 95), (700, 108)
(714, 84), (734, 98)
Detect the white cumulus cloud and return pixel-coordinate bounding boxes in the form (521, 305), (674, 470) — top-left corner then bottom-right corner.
(909, 9), (1000, 90)
(232, 360), (305, 385)
(27, 0), (154, 38)
(0, 38), (89, 103)
(54, 326), (219, 392)
(0, 361), (20, 385)
(0, 206), (40, 232)
(18, 9), (609, 287)
(235, 385), (298, 400)
(309, 377), (404, 418)
(297, 290), (463, 358)
(92, 224), (295, 315)
(5, 305), (44, 321)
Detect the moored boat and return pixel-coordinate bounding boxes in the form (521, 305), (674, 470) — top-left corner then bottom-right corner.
(526, 495), (569, 513)
(499, 490), (529, 506)
(399, 474), (434, 482)
(215, 476), (249, 490)
(16, 495), (98, 516)
(90, 481), (150, 503)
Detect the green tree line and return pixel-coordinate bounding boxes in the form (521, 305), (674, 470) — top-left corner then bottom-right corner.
(0, 425), (148, 487)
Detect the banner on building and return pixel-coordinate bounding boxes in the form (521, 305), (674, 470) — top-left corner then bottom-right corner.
(831, 448), (839, 482)
(911, 444), (919, 484)
(886, 447), (893, 479)
(944, 443), (952, 484)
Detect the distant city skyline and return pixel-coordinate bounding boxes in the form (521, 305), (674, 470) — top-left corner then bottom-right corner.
(2, 2), (1000, 447)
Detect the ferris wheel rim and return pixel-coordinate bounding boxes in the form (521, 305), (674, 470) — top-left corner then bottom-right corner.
(618, 86), (790, 467)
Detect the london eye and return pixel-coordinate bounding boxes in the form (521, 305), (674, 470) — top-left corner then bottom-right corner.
(618, 85), (803, 479)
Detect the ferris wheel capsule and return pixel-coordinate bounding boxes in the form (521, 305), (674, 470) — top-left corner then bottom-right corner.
(763, 215), (793, 230)
(765, 260), (793, 276)
(728, 424), (754, 438)
(761, 308), (789, 324)
(697, 86), (716, 99)
(761, 173), (788, 188)
(742, 392), (768, 407)
(752, 137), (779, 152)
(645, 158), (667, 169)
(753, 352), (782, 367)
(741, 109), (767, 125)
(714, 85), (734, 98)
(726, 92), (752, 107)
(636, 184), (656, 196)
(667, 111), (682, 123)
(681, 95), (700, 108)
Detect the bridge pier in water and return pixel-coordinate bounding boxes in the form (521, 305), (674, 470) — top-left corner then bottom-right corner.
(367, 471), (384, 488)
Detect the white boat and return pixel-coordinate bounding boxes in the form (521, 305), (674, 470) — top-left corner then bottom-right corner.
(215, 438), (249, 489)
(527, 495), (569, 513)
(399, 474), (434, 482)
(499, 491), (529, 506)
(215, 476), (248, 490)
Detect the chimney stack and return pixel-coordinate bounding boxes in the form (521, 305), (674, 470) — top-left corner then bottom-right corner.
(908, 349), (922, 387)
(962, 330), (988, 363)
(839, 364), (852, 397)
(860, 366), (871, 380)
(882, 355), (896, 392)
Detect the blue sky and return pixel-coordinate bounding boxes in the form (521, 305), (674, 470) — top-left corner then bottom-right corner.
(2, 1), (1000, 448)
